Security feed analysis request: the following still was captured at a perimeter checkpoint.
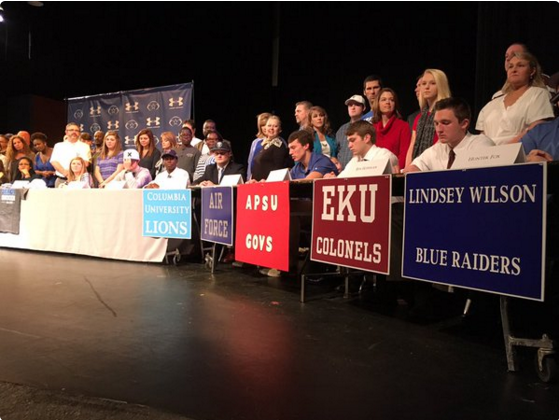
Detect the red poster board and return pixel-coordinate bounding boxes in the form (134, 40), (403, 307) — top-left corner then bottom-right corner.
(235, 182), (290, 271)
(311, 176), (392, 274)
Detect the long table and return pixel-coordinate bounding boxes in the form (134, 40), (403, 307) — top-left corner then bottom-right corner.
(0, 189), (168, 262)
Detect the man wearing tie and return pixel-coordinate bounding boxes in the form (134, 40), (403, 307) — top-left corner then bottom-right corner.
(404, 97), (495, 173)
(195, 142), (246, 186)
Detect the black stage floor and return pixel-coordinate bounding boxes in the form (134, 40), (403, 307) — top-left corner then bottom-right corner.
(0, 249), (557, 420)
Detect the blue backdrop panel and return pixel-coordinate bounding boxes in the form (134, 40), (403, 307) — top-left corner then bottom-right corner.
(402, 163), (546, 301)
(67, 83), (193, 148)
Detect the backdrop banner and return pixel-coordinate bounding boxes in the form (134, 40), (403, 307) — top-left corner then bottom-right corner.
(402, 163), (547, 301)
(67, 83), (193, 148)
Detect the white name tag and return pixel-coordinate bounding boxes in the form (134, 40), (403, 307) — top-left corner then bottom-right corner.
(453, 144), (525, 169)
(221, 174), (243, 186)
(342, 158), (391, 178)
(266, 168), (292, 182)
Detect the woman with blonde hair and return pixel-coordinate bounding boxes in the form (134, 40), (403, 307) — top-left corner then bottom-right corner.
(250, 115), (292, 181)
(154, 131), (178, 175)
(60, 157), (91, 188)
(405, 69), (451, 167)
(477, 51), (554, 144)
(95, 131), (124, 188)
(6, 135), (35, 182)
(247, 112), (273, 180)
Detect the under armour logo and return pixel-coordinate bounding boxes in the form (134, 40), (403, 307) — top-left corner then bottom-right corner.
(125, 102), (139, 112)
(90, 106), (101, 116)
(168, 97), (184, 107)
(80, 124), (84, 132)
(107, 120), (120, 130)
(124, 136), (135, 145)
(146, 117), (160, 127)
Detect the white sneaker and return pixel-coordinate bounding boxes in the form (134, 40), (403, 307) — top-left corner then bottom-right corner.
(259, 268), (281, 277)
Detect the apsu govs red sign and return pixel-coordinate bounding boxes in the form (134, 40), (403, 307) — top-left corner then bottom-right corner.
(311, 176), (392, 274)
(235, 181), (290, 271)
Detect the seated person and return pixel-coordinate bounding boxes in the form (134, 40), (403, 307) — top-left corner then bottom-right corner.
(520, 117), (559, 162)
(58, 157), (92, 188)
(111, 149), (152, 189)
(326, 120), (399, 177)
(404, 97), (495, 172)
(288, 130), (339, 180)
(12, 157), (42, 182)
(195, 142), (246, 186)
(145, 150), (190, 189)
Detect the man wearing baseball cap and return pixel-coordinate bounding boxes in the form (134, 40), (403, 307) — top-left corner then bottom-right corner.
(111, 148), (152, 189)
(335, 94), (366, 169)
(145, 149), (190, 189)
(195, 141), (246, 186)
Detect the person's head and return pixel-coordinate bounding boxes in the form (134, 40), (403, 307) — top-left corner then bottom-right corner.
(363, 75), (383, 105)
(256, 112), (273, 138)
(80, 132), (94, 151)
(419, 69), (451, 110)
(161, 149), (179, 173)
(178, 127), (193, 147)
(202, 120), (216, 137)
(265, 115), (282, 139)
(65, 123), (81, 143)
(122, 148), (140, 170)
(94, 130), (105, 147)
(136, 129), (155, 155)
(294, 101), (312, 126)
(17, 131), (30, 146)
(161, 131), (178, 150)
(102, 131), (122, 158)
(0, 134), (8, 152)
(205, 130), (223, 150)
(308, 106), (332, 135)
(373, 88), (402, 123)
(69, 157), (87, 179)
(433, 97), (471, 148)
(503, 51), (545, 93)
(415, 75), (423, 100)
(211, 141), (233, 167)
(345, 120), (376, 158)
(504, 43), (529, 71)
(287, 130), (314, 163)
(17, 157), (34, 174)
(344, 95), (366, 121)
(182, 119), (196, 137)
(31, 132), (48, 153)
(7, 135), (31, 161)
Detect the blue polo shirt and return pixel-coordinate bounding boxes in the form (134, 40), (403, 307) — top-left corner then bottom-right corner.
(521, 118), (559, 160)
(290, 152), (339, 180)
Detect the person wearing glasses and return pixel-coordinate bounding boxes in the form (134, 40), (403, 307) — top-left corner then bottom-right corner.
(175, 126), (201, 182)
(194, 142), (245, 186)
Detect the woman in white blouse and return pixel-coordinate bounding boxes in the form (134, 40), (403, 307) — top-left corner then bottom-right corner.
(476, 51), (554, 145)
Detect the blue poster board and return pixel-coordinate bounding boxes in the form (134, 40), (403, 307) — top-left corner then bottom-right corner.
(402, 163), (546, 301)
(143, 190), (192, 239)
(201, 186), (234, 246)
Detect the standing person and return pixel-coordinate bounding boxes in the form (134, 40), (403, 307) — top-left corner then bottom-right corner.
(250, 116), (292, 181)
(247, 112), (272, 180)
(361, 74), (383, 122)
(17, 131), (31, 147)
(51, 122), (91, 188)
(372, 88), (412, 168)
(405, 69), (452, 167)
(32, 132), (56, 188)
(407, 76), (423, 129)
(0, 134), (8, 172)
(95, 131), (124, 188)
(93, 130), (105, 151)
(476, 51), (554, 144)
(155, 131), (178, 175)
(294, 101), (312, 129)
(182, 119), (203, 147)
(308, 106), (339, 168)
(136, 129), (161, 179)
(6, 135), (35, 182)
(336, 95), (366, 170)
(175, 126), (201, 182)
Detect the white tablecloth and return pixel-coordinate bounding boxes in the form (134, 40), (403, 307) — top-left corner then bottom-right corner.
(0, 189), (168, 262)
